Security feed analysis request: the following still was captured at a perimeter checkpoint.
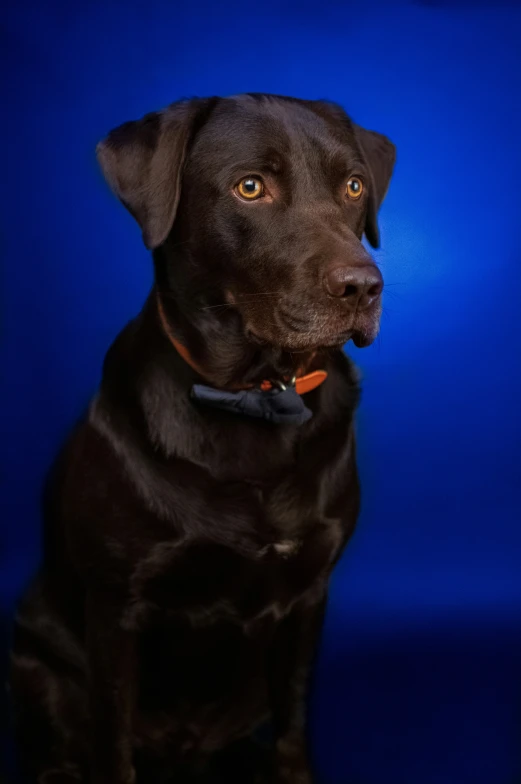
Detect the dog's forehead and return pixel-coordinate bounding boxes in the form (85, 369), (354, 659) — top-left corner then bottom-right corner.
(192, 95), (359, 169)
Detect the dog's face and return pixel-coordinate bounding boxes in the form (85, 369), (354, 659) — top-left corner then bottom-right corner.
(98, 94), (395, 351)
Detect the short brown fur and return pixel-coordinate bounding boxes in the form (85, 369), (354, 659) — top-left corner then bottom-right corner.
(10, 93), (395, 784)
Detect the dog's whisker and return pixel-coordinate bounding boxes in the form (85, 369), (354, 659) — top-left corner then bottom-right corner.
(232, 295), (282, 302)
(199, 293), (283, 311)
(199, 304), (234, 311)
(235, 291), (281, 297)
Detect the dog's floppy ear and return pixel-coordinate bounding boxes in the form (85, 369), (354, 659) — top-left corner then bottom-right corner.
(97, 98), (214, 250)
(353, 125), (396, 249)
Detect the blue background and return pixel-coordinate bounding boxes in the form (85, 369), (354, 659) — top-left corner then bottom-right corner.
(2, 1), (521, 782)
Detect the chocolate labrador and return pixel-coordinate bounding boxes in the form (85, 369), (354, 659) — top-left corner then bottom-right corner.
(10, 93), (395, 783)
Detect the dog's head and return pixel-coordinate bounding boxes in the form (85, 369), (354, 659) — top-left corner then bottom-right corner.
(98, 94), (395, 352)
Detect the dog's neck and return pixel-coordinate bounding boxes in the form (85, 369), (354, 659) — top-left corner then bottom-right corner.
(152, 286), (321, 391)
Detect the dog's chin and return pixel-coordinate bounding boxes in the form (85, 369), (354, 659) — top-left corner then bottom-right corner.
(318, 327), (378, 350)
(242, 299), (382, 352)
(246, 327), (378, 353)
(246, 322), (380, 352)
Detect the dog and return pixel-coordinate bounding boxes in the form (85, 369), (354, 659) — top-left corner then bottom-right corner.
(10, 93), (395, 783)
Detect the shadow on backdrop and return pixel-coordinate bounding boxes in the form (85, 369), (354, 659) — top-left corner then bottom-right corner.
(2, 1), (521, 782)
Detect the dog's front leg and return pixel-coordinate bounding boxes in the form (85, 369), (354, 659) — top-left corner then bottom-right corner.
(268, 591), (327, 784)
(86, 592), (137, 784)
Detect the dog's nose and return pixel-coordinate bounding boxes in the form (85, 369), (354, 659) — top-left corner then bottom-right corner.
(324, 265), (383, 309)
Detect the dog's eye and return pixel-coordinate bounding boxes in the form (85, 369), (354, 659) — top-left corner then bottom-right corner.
(346, 177), (363, 200)
(236, 177), (264, 201)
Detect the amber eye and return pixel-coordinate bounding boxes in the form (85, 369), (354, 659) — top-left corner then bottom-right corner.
(346, 176), (363, 200)
(236, 177), (264, 200)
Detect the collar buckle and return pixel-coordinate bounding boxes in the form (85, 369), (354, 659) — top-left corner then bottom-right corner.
(270, 375), (297, 392)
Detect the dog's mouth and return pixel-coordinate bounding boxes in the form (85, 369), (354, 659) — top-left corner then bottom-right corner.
(245, 309), (381, 352)
(351, 327), (378, 349)
(225, 287), (382, 351)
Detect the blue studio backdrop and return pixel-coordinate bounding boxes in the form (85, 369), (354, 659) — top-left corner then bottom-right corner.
(2, 1), (521, 782)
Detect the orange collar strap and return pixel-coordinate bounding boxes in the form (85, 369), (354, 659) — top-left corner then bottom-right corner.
(157, 296), (328, 396)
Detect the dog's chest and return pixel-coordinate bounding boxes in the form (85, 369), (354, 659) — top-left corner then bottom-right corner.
(126, 512), (342, 630)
